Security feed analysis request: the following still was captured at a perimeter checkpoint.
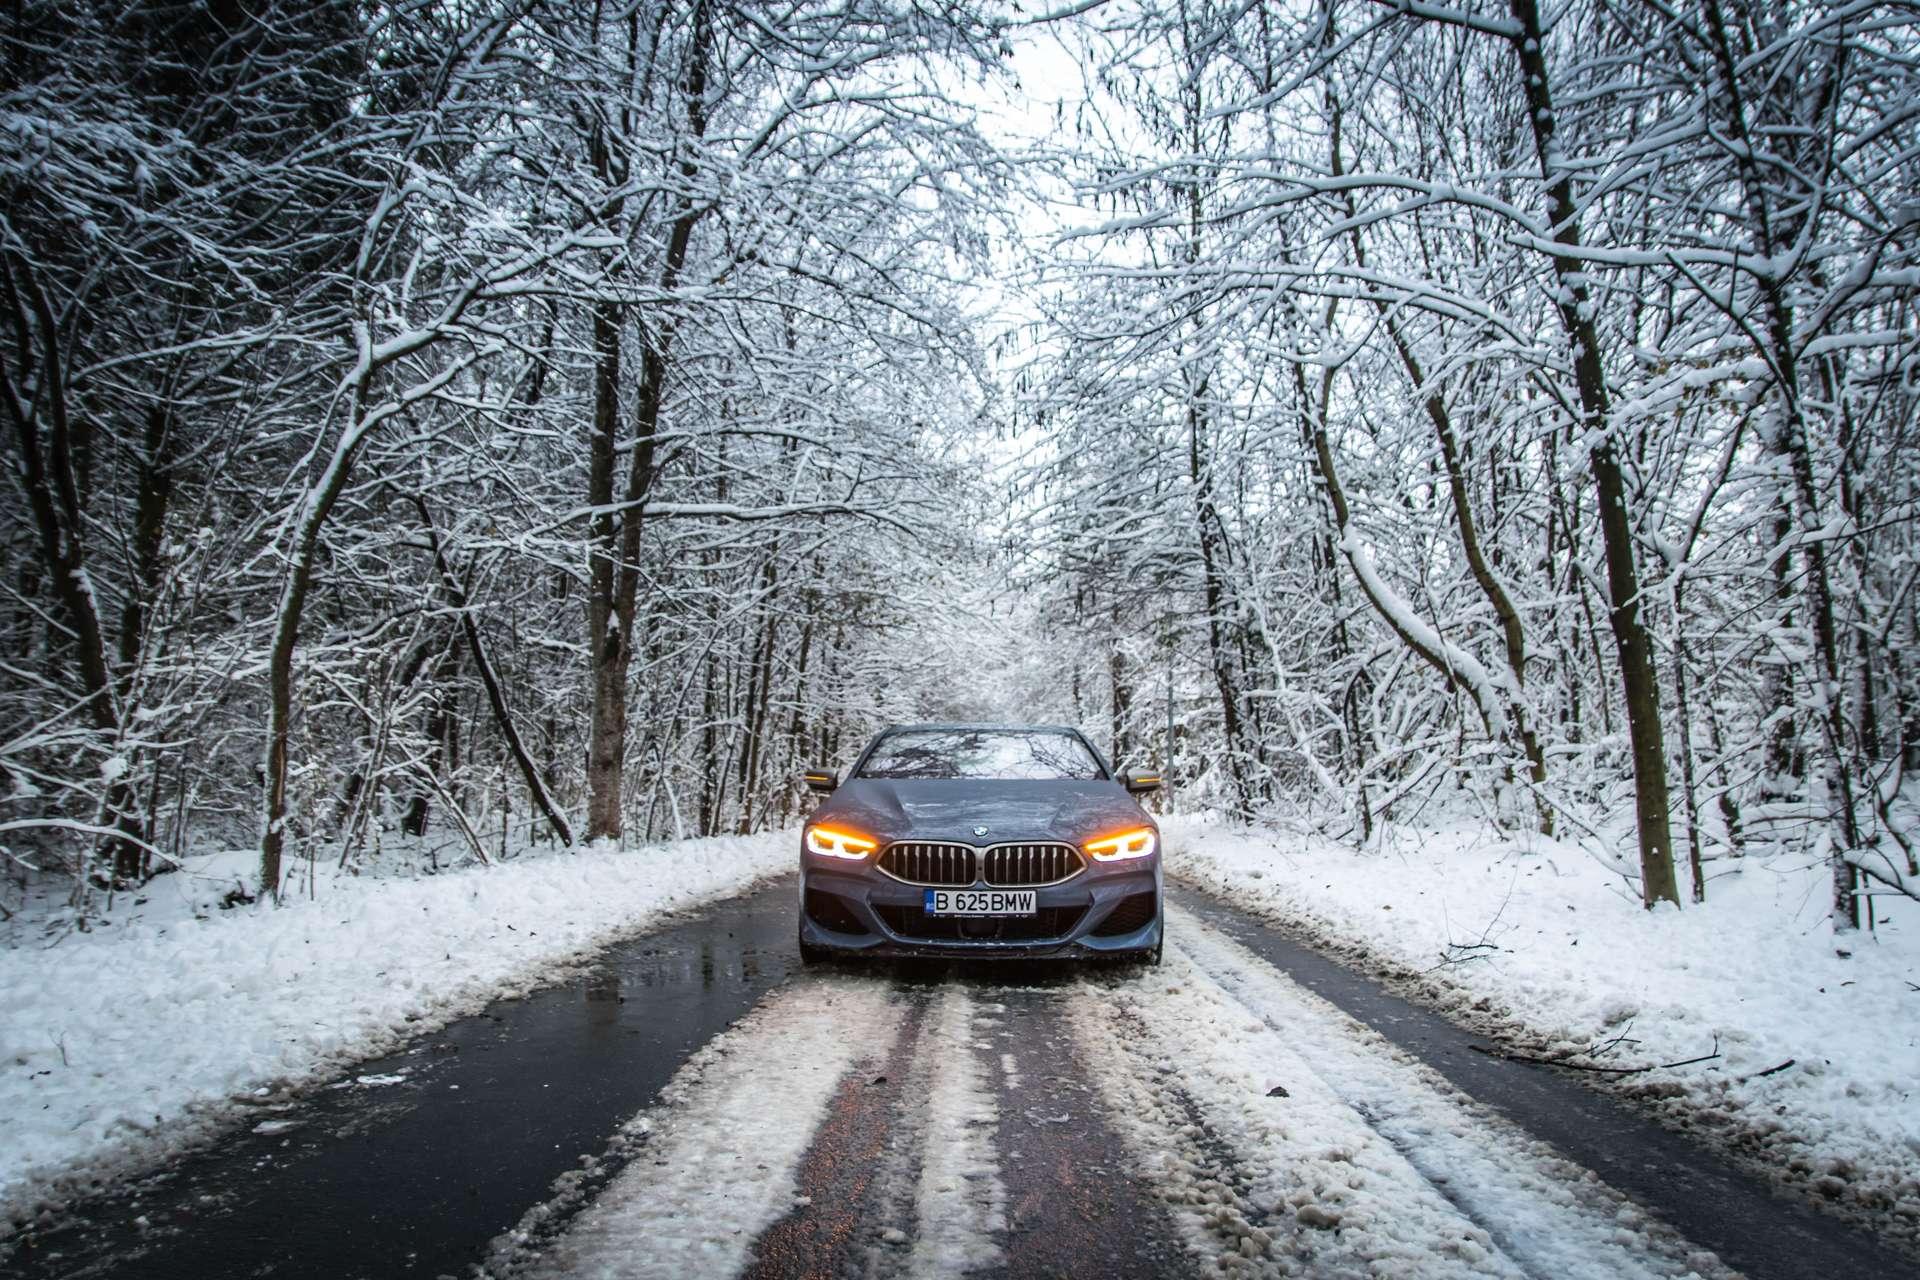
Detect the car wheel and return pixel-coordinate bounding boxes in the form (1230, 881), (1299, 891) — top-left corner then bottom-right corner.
(1103, 935), (1161, 971)
(798, 928), (828, 966)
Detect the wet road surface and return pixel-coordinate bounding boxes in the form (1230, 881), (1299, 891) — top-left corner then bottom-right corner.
(6, 892), (799, 1280)
(7, 878), (1917, 1279)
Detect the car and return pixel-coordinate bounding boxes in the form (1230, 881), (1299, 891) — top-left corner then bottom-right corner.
(795, 723), (1164, 964)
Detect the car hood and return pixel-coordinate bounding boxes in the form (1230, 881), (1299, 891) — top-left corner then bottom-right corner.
(813, 778), (1151, 845)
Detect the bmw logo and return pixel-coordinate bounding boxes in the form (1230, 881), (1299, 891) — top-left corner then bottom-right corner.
(972, 825), (990, 838)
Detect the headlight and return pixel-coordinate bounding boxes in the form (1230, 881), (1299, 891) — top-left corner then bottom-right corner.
(805, 824), (877, 860)
(1085, 827), (1157, 862)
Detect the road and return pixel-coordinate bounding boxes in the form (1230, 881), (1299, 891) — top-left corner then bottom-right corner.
(6, 881), (1913, 1279)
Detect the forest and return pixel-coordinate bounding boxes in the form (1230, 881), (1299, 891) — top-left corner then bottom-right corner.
(3, 0), (1916, 927)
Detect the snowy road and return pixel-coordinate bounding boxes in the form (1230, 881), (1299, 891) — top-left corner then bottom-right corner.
(496, 905), (1736, 1280)
(8, 882), (1912, 1280)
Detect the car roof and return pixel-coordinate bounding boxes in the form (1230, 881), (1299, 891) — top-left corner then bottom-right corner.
(851, 723), (1113, 777)
(877, 723), (1084, 734)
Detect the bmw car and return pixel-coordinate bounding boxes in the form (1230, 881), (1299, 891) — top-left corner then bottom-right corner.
(795, 724), (1164, 963)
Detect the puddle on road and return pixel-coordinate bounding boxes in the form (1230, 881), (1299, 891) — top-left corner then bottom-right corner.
(6, 879), (802, 1280)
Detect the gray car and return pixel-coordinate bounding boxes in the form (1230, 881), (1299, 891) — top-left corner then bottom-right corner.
(796, 724), (1164, 963)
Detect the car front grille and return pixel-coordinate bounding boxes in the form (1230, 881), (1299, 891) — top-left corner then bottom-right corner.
(982, 842), (1084, 887)
(873, 904), (1087, 943)
(878, 842), (977, 887)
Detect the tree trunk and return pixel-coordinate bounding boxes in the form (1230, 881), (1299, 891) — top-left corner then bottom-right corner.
(1294, 359), (1373, 835)
(116, 404), (174, 689)
(262, 432), (367, 898)
(1, 254), (145, 881)
(1699, 0), (1860, 926)
(584, 298), (626, 842)
(582, 0), (711, 841)
(1189, 393), (1251, 812)
(1758, 497), (1800, 797)
(1507, 0), (1678, 907)
(416, 495), (575, 846)
(1672, 591), (1707, 903)
(778, 607), (816, 825)
(735, 559), (779, 834)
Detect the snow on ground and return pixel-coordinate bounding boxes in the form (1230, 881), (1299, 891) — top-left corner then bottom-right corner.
(0, 831), (793, 1226)
(1073, 953), (1512, 1278)
(1070, 923), (1726, 1279)
(1161, 905), (1729, 1278)
(909, 988), (1006, 1276)
(514, 978), (899, 1280)
(1168, 815), (1920, 1234)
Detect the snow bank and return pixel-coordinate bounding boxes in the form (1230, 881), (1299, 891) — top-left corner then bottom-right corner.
(0, 831), (794, 1225)
(1167, 817), (1920, 1237)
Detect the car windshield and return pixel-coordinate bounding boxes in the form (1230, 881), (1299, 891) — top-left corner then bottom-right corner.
(858, 729), (1104, 781)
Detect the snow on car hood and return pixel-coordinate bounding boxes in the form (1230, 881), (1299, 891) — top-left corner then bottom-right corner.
(813, 778), (1152, 845)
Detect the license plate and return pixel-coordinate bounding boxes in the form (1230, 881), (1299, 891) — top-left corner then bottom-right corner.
(924, 889), (1037, 916)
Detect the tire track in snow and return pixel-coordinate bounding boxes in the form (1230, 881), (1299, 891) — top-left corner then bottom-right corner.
(1072, 954), (1546, 1278)
(499, 975), (901, 1280)
(983, 979), (1186, 1278)
(771, 982), (1013, 1280)
(742, 987), (934, 1280)
(1160, 904), (1736, 1280)
(904, 986), (1008, 1277)
(1066, 987), (1354, 1278)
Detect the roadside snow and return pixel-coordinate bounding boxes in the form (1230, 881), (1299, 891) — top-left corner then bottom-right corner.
(1163, 905), (1729, 1278)
(515, 978), (899, 1280)
(1168, 816), (1920, 1235)
(0, 831), (793, 1225)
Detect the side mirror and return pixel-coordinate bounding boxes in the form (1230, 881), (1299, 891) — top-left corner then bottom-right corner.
(1121, 769), (1163, 794)
(802, 767), (839, 794)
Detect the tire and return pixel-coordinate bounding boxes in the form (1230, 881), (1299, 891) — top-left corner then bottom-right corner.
(1104, 933), (1161, 971)
(798, 927), (829, 966)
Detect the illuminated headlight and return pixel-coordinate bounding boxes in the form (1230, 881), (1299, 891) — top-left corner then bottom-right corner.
(805, 825), (877, 860)
(1085, 827), (1157, 862)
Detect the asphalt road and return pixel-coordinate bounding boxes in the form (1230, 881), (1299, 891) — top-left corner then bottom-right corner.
(6, 880), (1914, 1279)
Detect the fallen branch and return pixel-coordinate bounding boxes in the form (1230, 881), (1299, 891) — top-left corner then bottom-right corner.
(1740, 1058), (1796, 1082)
(410, 764), (492, 868)
(1425, 940), (1498, 972)
(1585, 1020), (1642, 1060)
(1438, 940), (1497, 956)
(1846, 850), (1920, 903)
(1470, 1037), (1720, 1075)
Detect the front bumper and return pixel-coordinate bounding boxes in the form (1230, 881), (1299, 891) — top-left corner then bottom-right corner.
(798, 854), (1162, 959)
